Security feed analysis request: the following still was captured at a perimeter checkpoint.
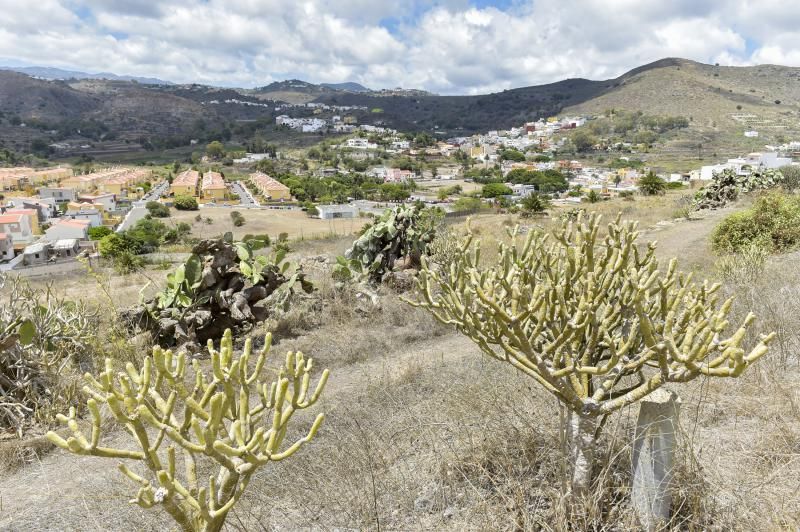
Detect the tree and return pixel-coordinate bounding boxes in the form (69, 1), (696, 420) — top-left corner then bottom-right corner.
(173, 196), (199, 210)
(98, 232), (141, 258)
(88, 226), (113, 240)
(638, 171), (666, 196)
(499, 148), (526, 162)
(407, 213), (773, 504)
(519, 193), (550, 216)
(571, 129), (597, 152)
(206, 141), (225, 160)
(583, 190), (602, 203)
(146, 201), (170, 218)
(482, 183), (513, 198)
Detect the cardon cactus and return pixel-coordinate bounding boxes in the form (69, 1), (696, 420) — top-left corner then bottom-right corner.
(344, 204), (439, 283)
(694, 167), (783, 209)
(407, 213), (774, 500)
(47, 329), (328, 532)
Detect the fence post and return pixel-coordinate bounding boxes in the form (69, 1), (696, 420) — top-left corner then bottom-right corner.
(632, 388), (681, 531)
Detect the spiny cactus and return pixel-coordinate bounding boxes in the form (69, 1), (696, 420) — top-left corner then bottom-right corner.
(694, 167), (783, 209)
(47, 330), (328, 532)
(343, 204), (440, 283)
(407, 212), (774, 498)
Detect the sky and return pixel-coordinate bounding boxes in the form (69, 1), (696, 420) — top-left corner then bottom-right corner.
(0, 0), (799, 95)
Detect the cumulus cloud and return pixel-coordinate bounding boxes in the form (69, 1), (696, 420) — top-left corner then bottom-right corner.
(0, 0), (797, 93)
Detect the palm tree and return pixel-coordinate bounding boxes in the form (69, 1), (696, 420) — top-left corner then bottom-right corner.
(638, 171), (666, 196)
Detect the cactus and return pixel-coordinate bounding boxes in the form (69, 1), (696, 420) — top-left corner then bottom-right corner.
(47, 329), (328, 532)
(342, 204), (440, 283)
(407, 213), (774, 499)
(694, 167), (783, 209)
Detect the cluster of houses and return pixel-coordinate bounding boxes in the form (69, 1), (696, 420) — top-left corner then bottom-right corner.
(0, 166), (72, 192)
(170, 170), (229, 201)
(0, 165), (156, 267)
(247, 172), (292, 201)
(276, 112), (398, 135)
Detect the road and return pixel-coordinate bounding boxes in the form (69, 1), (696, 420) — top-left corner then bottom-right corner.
(230, 181), (259, 207)
(117, 181), (169, 232)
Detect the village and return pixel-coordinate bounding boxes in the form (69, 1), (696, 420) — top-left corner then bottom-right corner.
(1, 110), (798, 274)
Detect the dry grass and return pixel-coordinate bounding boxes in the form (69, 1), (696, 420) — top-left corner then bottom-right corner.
(171, 207), (370, 241)
(2, 196), (800, 530)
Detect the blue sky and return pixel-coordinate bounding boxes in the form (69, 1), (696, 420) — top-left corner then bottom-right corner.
(0, 0), (798, 94)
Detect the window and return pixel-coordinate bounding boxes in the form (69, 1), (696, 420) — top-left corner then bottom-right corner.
(35, 253), (39, 259)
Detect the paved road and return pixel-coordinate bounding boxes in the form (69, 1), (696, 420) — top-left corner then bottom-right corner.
(230, 181), (259, 207)
(117, 181), (169, 232)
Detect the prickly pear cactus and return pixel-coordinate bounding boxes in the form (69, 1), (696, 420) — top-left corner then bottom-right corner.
(344, 204), (438, 283)
(694, 167), (783, 209)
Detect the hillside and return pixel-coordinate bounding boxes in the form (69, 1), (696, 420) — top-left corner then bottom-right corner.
(2, 58), (800, 163)
(0, 65), (172, 85)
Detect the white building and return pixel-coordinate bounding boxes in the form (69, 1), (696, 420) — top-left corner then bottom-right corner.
(317, 204), (358, 220)
(0, 232), (13, 261)
(345, 138), (378, 150)
(0, 213), (34, 246)
(44, 218), (91, 241)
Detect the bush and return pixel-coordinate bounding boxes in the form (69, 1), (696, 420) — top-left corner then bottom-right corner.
(230, 210), (245, 227)
(452, 197), (483, 213)
(780, 165), (800, 191)
(87, 226), (112, 240)
(712, 192), (800, 254)
(715, 242), (768, 285)
(145, 200), (170, 218)
(519, 193), (550, 216)
(583, 190), (602, 203)
(98, 232), (141, 258)
(173, 195), (198, 210)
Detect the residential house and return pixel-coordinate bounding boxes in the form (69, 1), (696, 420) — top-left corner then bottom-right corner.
(345, 138), (378, 150)
(40, 187), (77, 204)
(0, 232), (13, 261)
(171, 170), (200, 197)
(44, 218), (91, 241)
(78, 193), (116, 212)
(201, 171), (227, 201)
(384, 169), (415, 183)
(4, 208), (41, 234)
(249, 172), (291, 201)
(23, 242), (52, 266)
(52, 239), (80, 259)
(0, 213), (34, 248)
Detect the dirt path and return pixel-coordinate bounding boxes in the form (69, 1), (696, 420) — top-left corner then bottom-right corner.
(639, 206), (735, 272)
(0, 332), (478, 531)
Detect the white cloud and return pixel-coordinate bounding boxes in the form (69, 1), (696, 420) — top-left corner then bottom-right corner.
(0, 0), (798, 94)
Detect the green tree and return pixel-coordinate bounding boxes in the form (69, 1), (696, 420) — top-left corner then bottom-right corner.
(520, 193), (551, 216)
(482, 183), (513, 198)
(206, 141), (225, 160)
(499, 148), (526, 162)
(88, 226), (113, 240)
(638, 171), (666, 196)
(230, 211), (246, 227)
(98, 233), (141, 258)
(571, 129), (597, 152)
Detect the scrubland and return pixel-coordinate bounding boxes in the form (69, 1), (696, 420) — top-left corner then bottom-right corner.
(1, 191), (799, 531)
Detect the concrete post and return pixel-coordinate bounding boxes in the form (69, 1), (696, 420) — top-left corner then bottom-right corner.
(632, 388), (681, 531)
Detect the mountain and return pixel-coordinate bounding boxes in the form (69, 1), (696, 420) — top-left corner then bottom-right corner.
(320, 82), (370, 92)
(1, 58), (799, 163)
(0, 65), (172, 85)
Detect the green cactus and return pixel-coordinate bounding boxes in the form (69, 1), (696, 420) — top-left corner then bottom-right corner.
(157, 254), (204, 309)
(407, 212), (774, 499)
(694, 167), (783, 209)
(47, 329), (328, 532)
(342, 204), (440, 283)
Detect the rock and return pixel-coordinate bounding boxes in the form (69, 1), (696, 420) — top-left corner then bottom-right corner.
(242, 285), (268, 303)
(443, 507), (455, 519)
(383, 269), (417, 292)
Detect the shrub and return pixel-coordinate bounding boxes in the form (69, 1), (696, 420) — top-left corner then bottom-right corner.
(452, 197), (483, 213)
(715, 242), (769, 285)
(711, 192), (800, 253)
(583, 190), (602, 203)
(173, 195), (198, 210)
(98, 232), (141, 258)
(779, 164), (800, 191)
(145, 200), (170, 218)
(230, 210), (245, 227)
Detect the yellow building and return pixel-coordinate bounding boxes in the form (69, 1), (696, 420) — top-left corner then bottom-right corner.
(171, 170), (200, 197)
(201, 171), (227, 201)
(249, 172), (291, 201)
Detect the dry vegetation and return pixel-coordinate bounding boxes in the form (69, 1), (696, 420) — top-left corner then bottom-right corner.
(1, 192), (799, 530)
(171, 207), (370, 242)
